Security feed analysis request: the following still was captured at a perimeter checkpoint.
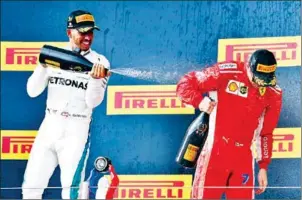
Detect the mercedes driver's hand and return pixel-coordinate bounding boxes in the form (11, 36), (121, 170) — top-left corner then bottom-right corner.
(90, 63), (111, 79)
(255, 168), (268, 195)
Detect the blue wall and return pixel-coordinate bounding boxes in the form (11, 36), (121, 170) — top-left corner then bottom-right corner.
(1, 1), (301, 199)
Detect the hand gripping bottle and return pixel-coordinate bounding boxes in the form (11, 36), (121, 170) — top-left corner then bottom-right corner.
(176, 111), (210, 168)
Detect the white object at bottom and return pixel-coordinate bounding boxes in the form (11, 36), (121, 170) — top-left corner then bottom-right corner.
(78, 181), (90, 199)
(96, 177), (110, 199)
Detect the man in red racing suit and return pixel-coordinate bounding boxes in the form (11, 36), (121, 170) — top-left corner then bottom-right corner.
(176, 49), (282, 199)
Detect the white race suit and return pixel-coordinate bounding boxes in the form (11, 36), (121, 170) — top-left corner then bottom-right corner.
(22, 46), (110, 199)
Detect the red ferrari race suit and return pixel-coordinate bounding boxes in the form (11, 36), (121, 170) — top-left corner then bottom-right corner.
(176, 61), (282, 199)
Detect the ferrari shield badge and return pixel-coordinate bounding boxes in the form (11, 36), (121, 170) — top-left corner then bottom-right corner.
(259, 87), (266, 96)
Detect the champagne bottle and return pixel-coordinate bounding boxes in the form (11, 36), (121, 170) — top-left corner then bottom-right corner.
(176, 111), (210, 168)
(39, 45), (108, 74)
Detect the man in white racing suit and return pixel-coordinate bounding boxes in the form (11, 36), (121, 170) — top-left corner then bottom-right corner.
(22, 10), (111, 199)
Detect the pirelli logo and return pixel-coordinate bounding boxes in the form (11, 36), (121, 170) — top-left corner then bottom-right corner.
(107, 85), (195, 115)
(1, 42), (68, 71)
(1, 128), (300, 160)
(218, 36), (301, 67)
(1, 131), (37, 160)
(104, 175), (192, 199)
(252, 128), (301, 159)
(75, 14), (95, 23)
(271, 128), (301, 158)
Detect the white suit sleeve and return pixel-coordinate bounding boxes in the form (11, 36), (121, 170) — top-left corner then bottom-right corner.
(85, 55), (110, 108)
(27, 65), (49, 98)
(85, 77), (108, 108)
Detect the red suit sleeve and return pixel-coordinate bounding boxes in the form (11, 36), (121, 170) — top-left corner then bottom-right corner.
(106, 165), (120, 199)
(176, 61), (240, 107)
(176, 65), (220, 108)
(256, 87), (282, 170)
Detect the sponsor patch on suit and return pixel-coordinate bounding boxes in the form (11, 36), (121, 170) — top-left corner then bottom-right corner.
(259, 87), (266, 96)
(218, 63), (237, 69)
(226, 80), (248, 98)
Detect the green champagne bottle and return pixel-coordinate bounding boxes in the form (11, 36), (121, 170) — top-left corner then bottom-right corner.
(39, 44), (108, 74)
(176, 111), (210, 168)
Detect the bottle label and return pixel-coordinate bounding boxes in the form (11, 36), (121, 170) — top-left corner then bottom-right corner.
(45, 59), (61, 68)
(184, 144), (199, 162)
